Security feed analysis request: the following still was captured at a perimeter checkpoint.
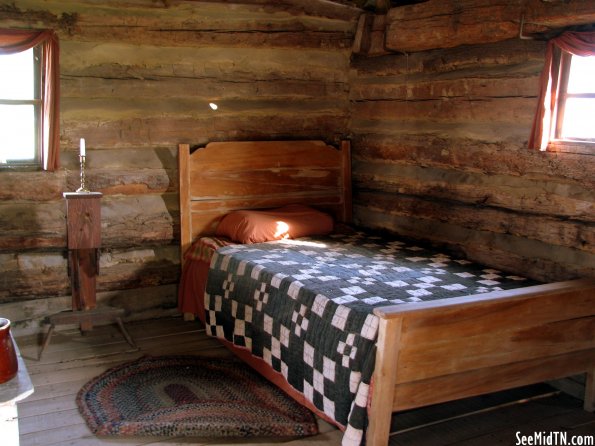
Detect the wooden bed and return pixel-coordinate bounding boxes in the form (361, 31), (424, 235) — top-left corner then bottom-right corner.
(178, 139), (595, 445)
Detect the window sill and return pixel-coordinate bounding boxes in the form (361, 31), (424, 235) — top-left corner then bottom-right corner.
(547, 140), (594, 155)
(0, 164), (42, 172)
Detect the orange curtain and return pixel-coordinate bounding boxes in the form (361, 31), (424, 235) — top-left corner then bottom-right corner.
(0, 29), (60, 171)
(528, 31), (595, 151)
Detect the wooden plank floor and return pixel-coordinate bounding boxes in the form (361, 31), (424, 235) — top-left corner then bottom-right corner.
(15, 316), (595, 446)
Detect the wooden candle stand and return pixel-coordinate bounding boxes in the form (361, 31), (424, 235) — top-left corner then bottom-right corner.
(39, 192), (136, 359)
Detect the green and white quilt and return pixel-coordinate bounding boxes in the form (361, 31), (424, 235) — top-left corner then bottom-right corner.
(204, 230), (536, 445)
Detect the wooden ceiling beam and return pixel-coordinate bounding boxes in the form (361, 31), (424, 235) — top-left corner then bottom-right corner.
(181, 0), (361, 21)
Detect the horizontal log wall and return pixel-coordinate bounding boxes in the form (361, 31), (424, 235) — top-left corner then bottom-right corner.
(3, 0), (593, 334)
(0, 0), (357, 335)
(350, 33), (595, 282)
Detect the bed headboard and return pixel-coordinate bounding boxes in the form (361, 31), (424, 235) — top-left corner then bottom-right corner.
(178, 140), (352, 263)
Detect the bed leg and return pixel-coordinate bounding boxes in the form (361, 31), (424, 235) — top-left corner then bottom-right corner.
(367, 316), (402, 445)
(585, 369), (594, 412)
(183, 312), (196, 322)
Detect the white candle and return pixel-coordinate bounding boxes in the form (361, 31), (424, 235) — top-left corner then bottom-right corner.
(80, 138), (86, 157)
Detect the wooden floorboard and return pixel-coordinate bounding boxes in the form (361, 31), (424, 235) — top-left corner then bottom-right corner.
(15, 316), (594, 446)
(389, 393), (593, 446)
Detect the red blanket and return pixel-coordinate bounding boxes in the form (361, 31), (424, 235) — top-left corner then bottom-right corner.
(178, 237), (233, 316)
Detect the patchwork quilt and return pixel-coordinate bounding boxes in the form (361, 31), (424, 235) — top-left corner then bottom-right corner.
(204, 230), (537, 445)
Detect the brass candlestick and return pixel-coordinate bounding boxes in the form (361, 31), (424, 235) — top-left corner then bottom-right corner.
(76, 155), (90, 193)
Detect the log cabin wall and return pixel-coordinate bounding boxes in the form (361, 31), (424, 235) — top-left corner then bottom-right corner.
(0, 0), (358, 335)
(2, 0), (593, 336)
(350, 0), (595, 283)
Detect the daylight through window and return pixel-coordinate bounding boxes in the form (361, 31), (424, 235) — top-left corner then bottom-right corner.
(556, 53), (595, 142)
(0, 46), (41, 165)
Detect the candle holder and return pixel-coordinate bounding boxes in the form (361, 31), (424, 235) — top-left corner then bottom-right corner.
(76, 155), (90, 193)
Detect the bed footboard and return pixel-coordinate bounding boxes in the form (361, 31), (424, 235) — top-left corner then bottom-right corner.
(367, 278), (595, 445)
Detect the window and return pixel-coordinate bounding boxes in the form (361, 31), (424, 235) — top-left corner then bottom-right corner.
(0, 29), (60, 171)
(0, 46), (42, 166)
(528, 31), (595, 153)
(554, 53), (595, 143)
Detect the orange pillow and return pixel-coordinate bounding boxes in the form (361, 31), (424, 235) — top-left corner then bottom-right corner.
(215, 204), (334, 244)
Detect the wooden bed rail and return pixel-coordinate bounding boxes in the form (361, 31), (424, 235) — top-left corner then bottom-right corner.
(367, 278), (595, 445)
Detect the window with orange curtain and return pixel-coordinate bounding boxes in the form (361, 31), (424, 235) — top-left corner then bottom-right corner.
(528, 31), (595, 154)
(0, 30), (60, 171)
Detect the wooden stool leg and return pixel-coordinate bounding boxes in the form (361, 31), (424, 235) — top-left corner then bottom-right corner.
(116, 317), (137, 349)
(38, 324), (55, 360)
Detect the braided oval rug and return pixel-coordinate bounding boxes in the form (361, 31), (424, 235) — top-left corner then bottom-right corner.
(76, 355), (318, 438)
